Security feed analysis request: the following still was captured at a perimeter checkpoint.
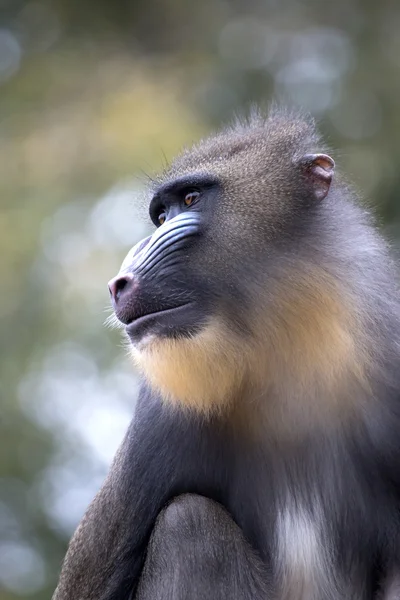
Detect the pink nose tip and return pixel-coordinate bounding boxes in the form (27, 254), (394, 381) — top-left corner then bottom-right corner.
(108, 272), (134, 306)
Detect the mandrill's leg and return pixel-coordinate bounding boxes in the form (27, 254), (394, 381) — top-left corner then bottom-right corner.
(136, 494), (269, 600)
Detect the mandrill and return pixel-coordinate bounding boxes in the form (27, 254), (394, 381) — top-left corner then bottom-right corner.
(53, 108), (400, 600)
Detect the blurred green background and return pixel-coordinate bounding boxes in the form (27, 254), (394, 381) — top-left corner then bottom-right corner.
(1, 0), (400, 597)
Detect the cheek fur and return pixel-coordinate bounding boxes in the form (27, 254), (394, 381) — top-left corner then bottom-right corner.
(129, 265), (373, 428)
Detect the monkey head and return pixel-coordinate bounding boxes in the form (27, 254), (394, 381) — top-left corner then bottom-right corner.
(108, 111), (368, 416)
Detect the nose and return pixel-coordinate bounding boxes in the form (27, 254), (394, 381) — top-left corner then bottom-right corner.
(108, 272), (135, 307)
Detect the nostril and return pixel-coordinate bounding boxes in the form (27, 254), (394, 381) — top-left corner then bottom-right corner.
(108, 273), (134, 305)
(114, 278), (129, 300)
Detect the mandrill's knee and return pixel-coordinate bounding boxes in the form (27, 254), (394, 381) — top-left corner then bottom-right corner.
(151, 494), (231, 548)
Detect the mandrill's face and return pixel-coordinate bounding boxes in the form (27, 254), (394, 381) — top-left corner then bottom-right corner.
(108, 173), (230, 348)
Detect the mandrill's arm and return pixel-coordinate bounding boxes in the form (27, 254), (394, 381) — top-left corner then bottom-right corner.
(52, 386), (219, 600)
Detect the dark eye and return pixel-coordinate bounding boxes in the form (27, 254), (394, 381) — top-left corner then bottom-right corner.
(158, 212), (166, 226)
(184, 191), (200, 206)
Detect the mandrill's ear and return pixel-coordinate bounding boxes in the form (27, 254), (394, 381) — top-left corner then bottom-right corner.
(297, 153), (335, 201)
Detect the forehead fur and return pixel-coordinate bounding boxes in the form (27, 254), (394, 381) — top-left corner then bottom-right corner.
(158, 108), (323, 186)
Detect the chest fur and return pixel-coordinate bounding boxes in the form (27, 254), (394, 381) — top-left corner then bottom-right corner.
(274, 503), (333, 600)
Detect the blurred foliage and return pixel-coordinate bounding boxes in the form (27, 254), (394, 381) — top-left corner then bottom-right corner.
(1, 0), (400, 597)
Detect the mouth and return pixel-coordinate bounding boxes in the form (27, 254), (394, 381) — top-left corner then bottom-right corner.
(125, 301), (201, 342)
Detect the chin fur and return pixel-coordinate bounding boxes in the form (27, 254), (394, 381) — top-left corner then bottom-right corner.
(130, 318), (248, 415)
